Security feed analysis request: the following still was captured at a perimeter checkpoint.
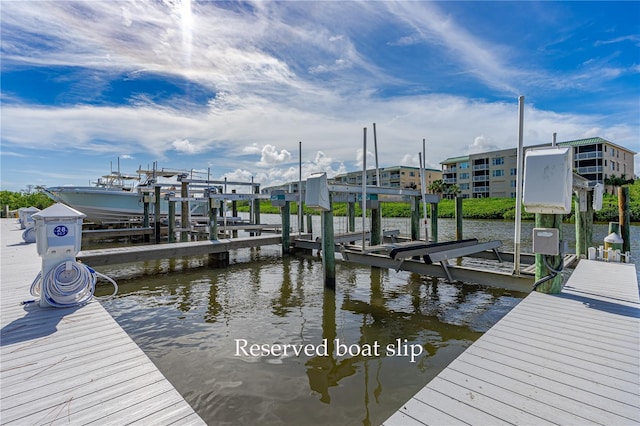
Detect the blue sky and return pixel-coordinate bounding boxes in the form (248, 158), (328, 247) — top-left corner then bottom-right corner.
(1, 1), (639, 192)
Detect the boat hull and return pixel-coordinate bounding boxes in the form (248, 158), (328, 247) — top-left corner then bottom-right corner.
(44, 187), (207, 224)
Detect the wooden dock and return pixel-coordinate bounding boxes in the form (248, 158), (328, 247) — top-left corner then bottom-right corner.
(0, 219), (205, 425)
(76, 233), (297, 267)
(384, 259), (639, 425)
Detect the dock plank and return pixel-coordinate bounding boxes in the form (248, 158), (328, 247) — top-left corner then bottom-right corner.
(384, 259), (639, 425)
(0, 219), (205, 425)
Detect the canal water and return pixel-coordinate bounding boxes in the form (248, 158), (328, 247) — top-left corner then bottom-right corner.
(94, 216), (639, 425)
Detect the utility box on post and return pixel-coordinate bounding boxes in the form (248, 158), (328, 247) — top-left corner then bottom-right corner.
(523, 147), (573, 214)
(32, 203), (86, 307)
(305, 173), (331, 211)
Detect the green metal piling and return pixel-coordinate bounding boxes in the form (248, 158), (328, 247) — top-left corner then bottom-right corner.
(282, 201), (290, 255)
(322, 195), (335, 288)
(618, 186), (630, 253)
(575, 191), (593, 257)
(455, 196), (463, 241)
(534, 213), (564, 294)
(181, 181), (189, 242)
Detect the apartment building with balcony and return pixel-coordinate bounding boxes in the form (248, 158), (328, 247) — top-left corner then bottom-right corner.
(441, 137), (636, 199)
(332, 165), (442, 191)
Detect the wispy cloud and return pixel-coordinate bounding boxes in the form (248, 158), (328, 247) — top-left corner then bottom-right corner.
(1, 1), (638, 190)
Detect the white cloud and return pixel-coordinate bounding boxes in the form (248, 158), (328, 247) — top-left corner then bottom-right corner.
(172, 138), (201, 154)
(257, 144), (292, 166)
(468, 136), (499, 154)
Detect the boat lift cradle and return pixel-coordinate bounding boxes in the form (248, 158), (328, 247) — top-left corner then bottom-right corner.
(342, 238), (504, 283)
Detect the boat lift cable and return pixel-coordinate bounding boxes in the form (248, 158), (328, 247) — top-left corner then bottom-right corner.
(531, 255), (564, 292)
(30, 261), (118, 308)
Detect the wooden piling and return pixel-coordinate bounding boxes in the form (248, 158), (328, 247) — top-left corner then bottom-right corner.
(534, 213), (563, 294)
(618, 186), (630, 253)
(321, 195), (336, 288)
(455, 196), (463, 241)
(282, 201), (290, 255)
(575, 190), (593, 257)
(181, 181), (189, 242)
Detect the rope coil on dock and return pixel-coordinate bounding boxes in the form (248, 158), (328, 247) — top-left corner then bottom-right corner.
(30, 261), (118, 308)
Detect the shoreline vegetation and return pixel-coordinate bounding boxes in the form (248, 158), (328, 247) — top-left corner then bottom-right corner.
(1, 180), (638, 223)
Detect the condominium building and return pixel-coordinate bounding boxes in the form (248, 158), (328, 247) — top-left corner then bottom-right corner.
(332, 165), (442, 192)
(441, 137), (636, 198)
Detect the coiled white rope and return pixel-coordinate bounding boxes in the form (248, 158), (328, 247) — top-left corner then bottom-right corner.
(22, 227), (36, 243)
(30, 261), (118, 308)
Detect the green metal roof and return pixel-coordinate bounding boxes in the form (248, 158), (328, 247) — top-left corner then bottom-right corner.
(558, 137), (637, 154)
(440, 155), (469, 165)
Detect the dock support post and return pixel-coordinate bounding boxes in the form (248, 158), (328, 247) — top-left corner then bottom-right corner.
(181, 181), (189, 242)
(232, 190), (238, 238)
(455, 197), (463, 241)
(168, 199), (176, 243)
(534, 213), (564, 293)
(322, 195), (336, 288)
(209, 200), (218, 241)
(251, 184), (261, 236)
(143, 195), (150, 242)
(430, 202), (438, 243)
(282, 201), (291, 255)
(618, 186), (630, 253)
(575, 190), (593, 257)
(348, 201), (356, 233)
(411, 196), (420, 241)
(307, 213), (313, 235)
(154, 186), (161, 243)
(371, 206), (381, 246)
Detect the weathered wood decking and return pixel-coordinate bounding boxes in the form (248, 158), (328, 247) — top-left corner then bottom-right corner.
(0, 219), (205, 425)
(384, 259), (639, 425)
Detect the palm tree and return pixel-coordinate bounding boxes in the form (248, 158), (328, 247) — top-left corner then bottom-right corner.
(428, 179), (445, 195)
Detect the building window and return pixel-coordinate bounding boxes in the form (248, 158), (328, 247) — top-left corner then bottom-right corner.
(460, 183), (469, 190)
(611, 162), (616, 171)
(409, 171), (415, 177)
(510, 168), (517, 176)
(510, 180), (517, 188)
(460, 172), (470, 179)
(492, 157), (504, 165)
(492, 169), (504, 177)
(460, 162), (469, 169)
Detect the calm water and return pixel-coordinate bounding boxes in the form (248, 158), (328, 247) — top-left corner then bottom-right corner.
(94, 216), (639, 425)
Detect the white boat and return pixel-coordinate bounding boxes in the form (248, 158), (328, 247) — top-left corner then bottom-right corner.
(43, 168), (210, 225)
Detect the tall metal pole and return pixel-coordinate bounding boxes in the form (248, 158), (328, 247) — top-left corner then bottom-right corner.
(513, 96), (525, 275)
(299, 141), (303, 235)
(373, 123), (380, 187)
(362, 127), (367, 250)
(419, 151), (428, 241)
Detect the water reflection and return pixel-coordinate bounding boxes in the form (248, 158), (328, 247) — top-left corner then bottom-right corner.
(98, 247), (525, 425)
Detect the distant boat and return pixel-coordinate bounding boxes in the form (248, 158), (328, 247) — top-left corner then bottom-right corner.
(43, 168), (210, 225)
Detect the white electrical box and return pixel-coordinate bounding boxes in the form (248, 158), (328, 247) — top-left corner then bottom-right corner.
(532, 228), (559, 255)
(19, 206), (40, 229)
(523, 147), (572, 214)
(32, 203), (86, 258)
(592, 183), (603, 211)
(305, 173), (331, 211)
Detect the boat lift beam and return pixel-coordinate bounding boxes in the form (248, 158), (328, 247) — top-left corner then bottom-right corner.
(340, 247), (532, 293)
